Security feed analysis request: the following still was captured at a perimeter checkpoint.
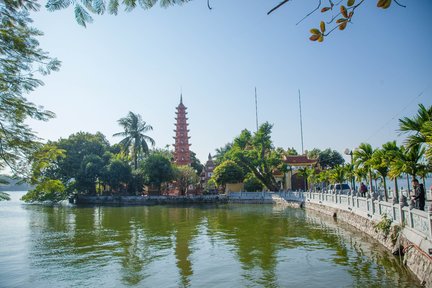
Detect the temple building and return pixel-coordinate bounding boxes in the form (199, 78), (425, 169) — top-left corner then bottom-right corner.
(283, 154), (318, 191)
(173, 95), (192, 166)
(200, 153), (215, 183)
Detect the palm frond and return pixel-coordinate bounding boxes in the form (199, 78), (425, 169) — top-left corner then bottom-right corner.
(138, 0), (157, 9)
(122, 0), (137, 12)
(74, 3), (93, 27)
(46, 0), (71, 11)
(108, 0), (119, 14)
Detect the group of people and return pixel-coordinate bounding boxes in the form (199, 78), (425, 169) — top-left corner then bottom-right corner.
(358, 179), (426, 211)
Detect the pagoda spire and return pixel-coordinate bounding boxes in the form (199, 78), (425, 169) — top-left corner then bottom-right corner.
(173, 95), (191, 166)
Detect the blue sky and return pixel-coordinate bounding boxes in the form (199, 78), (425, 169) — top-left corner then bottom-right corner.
(27, 0), (432, 163)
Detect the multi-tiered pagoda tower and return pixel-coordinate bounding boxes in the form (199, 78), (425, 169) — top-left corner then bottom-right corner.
(173, 95), (191, 166)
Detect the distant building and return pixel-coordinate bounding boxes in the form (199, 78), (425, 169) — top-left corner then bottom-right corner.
(200, 153), (215, 184)
(283, 155), (318, 191)
(173, 95), (192, 166)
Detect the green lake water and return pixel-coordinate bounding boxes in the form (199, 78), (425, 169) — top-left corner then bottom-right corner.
(0, 192), (420, 287)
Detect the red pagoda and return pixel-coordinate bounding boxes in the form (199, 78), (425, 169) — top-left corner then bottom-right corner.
(173, 95), (192, 166)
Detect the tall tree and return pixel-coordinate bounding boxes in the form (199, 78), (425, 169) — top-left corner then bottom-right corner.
(141, 152), (174, 194)
(371, 148), (390, 201)
(113, 111), (155, 169)
(190, 151), (203, 175)
(353, 143), (375, 193)
(389, 144), (425, 194)
(225, 122), (283, 191)
(399, 104), (432, 162)
(56, 132), (110, 195)
(212, 160), (244, 190)
(382, 141), (402, 202)
(0, 0), (60, 174)
(317, 148), (345, 169)
(214, 142), (232, 166)
(174, 165), (199, 196)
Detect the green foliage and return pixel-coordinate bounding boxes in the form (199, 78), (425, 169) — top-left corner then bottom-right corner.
(205, 178), (217, 192)
(0, 0), (60, 174)
(214, 142), (232, 165)
(285, 147), (298, 156)
(127, 169), (145, 194)
(21, 179), (66, 203)
(374, 214), (393, 237)
(0, 191), (11, 201)
(28, 144), (66, 184)
(190, 151), (203, 175)
(174, 165), (199, 195)
(224, 122), (283, 191)
(113, 111), (155, 169)
(317, 148), (345, 169)
(141, 152), (174, 193)
(354, 143), (375, 191)
(328, 165), (347, 184)
(45, 0), (192, 26)
(243, 174), (263, 192)
(213, 160), (244, 186)
(307, 0), (402, 42)
(399, 104), (432, 162)
(55, 132), (110, 194)
(103, 158), (132, 192)
(307, 148), (320, 160)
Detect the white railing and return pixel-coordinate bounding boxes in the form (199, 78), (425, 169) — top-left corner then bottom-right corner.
(304, 191), (432, 241)
(227, 191), (432, 241)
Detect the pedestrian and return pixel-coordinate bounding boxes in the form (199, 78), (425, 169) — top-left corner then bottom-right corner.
(360, 182), (368, 197)
(411, 179), (425, 211)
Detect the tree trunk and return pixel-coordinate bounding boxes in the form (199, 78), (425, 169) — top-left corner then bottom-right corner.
(368, 171), (373, 196)
(394, 178), (399, 202)
(406, 174), (410, 195)
(382, 176), (388, 202)
(134, 154), (138, 170)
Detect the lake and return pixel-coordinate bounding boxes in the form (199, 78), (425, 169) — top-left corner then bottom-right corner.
(0, 192), (420, 287)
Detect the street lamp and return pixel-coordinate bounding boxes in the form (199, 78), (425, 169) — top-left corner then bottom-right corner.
(344, 148), (355, 193)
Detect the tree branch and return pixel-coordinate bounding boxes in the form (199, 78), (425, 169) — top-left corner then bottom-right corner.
(393, 0), (406, 8)
(296, 0), (321, 26)
(267, 0), (291, 15)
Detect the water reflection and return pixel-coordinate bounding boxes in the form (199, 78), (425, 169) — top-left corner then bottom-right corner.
(8, 201), (420, 287)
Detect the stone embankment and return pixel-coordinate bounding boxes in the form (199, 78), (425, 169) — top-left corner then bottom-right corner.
(229, 191), (432, 287)
(75, 194), (228, 205)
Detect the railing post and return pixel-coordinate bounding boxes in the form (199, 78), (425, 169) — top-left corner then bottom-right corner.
(428, 206), (432, 239)
(399, 196), (407, 225)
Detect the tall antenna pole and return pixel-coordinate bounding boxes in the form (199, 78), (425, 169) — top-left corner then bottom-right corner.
(299, 89), (304, 154)
(255, 87), (259, 131)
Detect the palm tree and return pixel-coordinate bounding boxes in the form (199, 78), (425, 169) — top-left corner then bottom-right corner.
(329, 165), (347, 186)
(353, 143), (375, 194)
(403, 144), (425, 179)
(390, 144), (425, 195)
(371, 148), (389, 201)
(306, 167), (317, 192)
(399, 104), (432, 161)
(113, 112), (155, 169)
(382, 141), (402, 202)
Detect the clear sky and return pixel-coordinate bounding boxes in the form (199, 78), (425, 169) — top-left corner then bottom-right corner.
(26, 0), (432, 164)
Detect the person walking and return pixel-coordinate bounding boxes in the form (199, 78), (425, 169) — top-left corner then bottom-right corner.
(359, 182), (368, 197)
(411, 179), (425, 211)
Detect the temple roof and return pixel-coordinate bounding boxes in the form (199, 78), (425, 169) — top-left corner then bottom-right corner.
(283, 155), (317, 166)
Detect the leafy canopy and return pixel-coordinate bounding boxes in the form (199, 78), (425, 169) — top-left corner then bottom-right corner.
(224, 122), (284, 191)
(0, 0), (60, 174)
